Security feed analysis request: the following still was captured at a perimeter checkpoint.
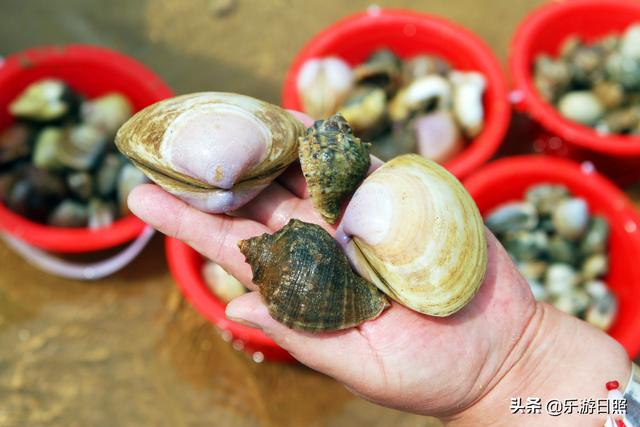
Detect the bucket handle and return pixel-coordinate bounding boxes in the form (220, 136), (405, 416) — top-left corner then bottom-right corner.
(0, 226), (155, 280)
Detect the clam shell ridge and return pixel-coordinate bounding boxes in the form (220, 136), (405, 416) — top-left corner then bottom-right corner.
(238, 219), (388, 332)
(345, 154), (487, 316)
(115, 92), (305, 212)
(299, 114), (371, 224)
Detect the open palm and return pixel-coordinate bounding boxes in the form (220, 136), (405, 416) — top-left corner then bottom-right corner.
(127, 112), (538, 420)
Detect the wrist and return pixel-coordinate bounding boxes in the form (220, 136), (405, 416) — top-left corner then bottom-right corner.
(445, 302), (631, 426)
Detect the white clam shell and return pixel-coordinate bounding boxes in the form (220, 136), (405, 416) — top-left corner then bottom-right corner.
(297, 57), (354, 119)
(337, 154), (487, 316)
(449, 71), (486, 138)
(389, 75), (451, 122)
(621, 24), (640, 60)
(412, 111), (463, 164)
(115, 92), (305, 213)
(552, 197), (589, 240)
(557, 91), (604, 125)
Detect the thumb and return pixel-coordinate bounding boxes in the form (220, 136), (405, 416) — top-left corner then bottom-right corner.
(225, 292), (382, 385)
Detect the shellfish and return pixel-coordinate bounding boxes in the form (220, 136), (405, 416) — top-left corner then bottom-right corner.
(337, 154), (487, 316)
(297, 57), (354, 120)
(353, 49), (402, 94)
(299, 114), (370, 224)
(115, 93), (306, 213)
(239, 219), (388, 332)
(449, 71), (486, 138)
(9, 79), (79, 122)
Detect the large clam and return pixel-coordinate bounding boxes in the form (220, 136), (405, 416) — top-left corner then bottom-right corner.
(337, 154), (487, 316)
(115, 93), (305, 213)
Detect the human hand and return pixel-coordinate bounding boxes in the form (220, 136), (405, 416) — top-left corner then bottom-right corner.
(127, 112), (630, 426)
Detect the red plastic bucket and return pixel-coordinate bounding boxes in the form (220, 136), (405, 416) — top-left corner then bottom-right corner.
(0, 45), (174, 253)
(510, 0), (640, 186)
(165, 237), (295, 363)
(464, 155), (640, 357)
(282, 8), (511, 179)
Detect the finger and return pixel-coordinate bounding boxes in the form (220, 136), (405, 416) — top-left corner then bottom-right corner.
(128, 184), (267, 288)
(226, 291), (383, 384)
(277, 161), (309, 199)
(238, 182), (329, 233)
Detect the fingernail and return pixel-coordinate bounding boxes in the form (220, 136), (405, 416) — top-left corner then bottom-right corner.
(225, 304), (263, 330)
(227, 315), (262, 330)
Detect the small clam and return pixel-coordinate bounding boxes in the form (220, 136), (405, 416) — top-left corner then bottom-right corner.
(502, 230), (548, 261)
(388, 75), (451, 122)
(5, 166), (67, 222)
(81, 93), (133, 135)
(552, 288), (590, 317)
(597, 106), (640, 134)
(518, 260), (548, 281)
(570, 44), (605, 86)
(337, 86), (387, 137)
(87, 198), (116, 229)
(402, 55), (451, 83)
(202, 261), (247, 303)
(297, 57), (354, 119)
(115, 93), (306, 213)
(557, 91), (604, 126)
(620, 23), (640, 60)
(547, 235), (577, 265)
(485, 202), (538, 235)
(449, 71), (486, 138)
(337, 154), (487, 316)
(525, 184), (569, 216)
(48, 200), (88, 228)
(32, 127), (64, 170)
(67, 172), (93, 201)
(353, 49), (402, 94)
(0, 124), (32, 167)
(606, 53), (640, 90)
(552, 197), (589, 240)
(527, 278), (548, 302)
(117, 163), (148, 216)
(579, 216), (609, 255)
(9, 79), (78, 122)
(239, 219), (388, 332)
(560, 35), (581, 59)
(584, 279), (608, 299)
(368, 127), (416, 162)
(57, 124), (108, 171)
(595, 34), (620, 56)
(593, 80), (625, 110)
(533, 55), (571, 102)
(298, 114), (370, 224)
(581, 254), (608, 281)
(96, 153), (125, 197)
(545, 263), (579, 297)
(585, 292), (617, 330)
(412, 111), (463, 164)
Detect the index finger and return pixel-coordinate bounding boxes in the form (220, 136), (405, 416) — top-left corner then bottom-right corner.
(128, 184), (267, 289)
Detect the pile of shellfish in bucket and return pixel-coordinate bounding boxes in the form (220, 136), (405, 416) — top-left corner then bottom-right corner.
(486, 184), (616, 330)
(297, 49), (487, 163)
(0, 79), (146, 227)
(534, 22), (640, 134)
